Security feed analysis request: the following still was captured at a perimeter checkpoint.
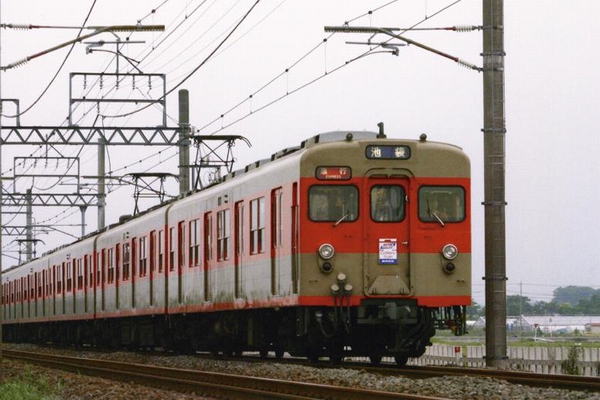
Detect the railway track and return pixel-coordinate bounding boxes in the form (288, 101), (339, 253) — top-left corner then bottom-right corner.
(5, 347), (600, 398)
(364, 363), (600, 393)
(4, 349), (443, 400)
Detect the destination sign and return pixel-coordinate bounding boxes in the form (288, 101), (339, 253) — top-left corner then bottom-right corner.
(366, 145), (411, 160)
(316, 166), (352, 180)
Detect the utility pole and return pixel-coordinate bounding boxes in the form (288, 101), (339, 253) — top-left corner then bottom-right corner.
(25, 188), (33, 261)
(179, 89), (190, 195)
(1, 12), (4, 362)
(482, 0), (507, 368)
(98, 138), (106, 230)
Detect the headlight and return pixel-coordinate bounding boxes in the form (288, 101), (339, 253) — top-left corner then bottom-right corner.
(442, 244), (458, 260)
(318, 243), (335, 260)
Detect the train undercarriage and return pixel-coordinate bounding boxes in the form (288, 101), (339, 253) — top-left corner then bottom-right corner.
(3, 302), (466, 366)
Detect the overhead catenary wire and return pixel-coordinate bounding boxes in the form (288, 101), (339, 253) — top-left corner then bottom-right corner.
(1, 1), (98, 119)
(198, 0), (466, 135)
(99, 0), (261, 121)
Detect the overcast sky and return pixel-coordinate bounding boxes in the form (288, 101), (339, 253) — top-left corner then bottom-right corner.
(1, 0), (598, 306)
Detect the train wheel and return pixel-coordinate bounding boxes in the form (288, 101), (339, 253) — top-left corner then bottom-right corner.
(394, 355), (409, 367)
(259, 348), (269, 358)
(275, 348), (285, 359)
(369, 355), (382, 365)
(330, 355), (344, 364)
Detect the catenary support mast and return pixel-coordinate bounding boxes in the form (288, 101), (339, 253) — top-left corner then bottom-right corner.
(179, 90), (190, 195)
(482, 0), (507, 368)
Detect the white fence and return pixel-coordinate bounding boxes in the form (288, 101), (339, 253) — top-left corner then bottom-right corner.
(406, 344), (600, 376)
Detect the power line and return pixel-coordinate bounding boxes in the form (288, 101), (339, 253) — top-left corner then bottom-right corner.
(100, 0), (261, 121)
(1, 0), (98, 118)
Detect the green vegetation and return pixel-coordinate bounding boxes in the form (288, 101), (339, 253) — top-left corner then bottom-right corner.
(561, 346), (583, 375)
(0, 364), (62, 400)
(468, 286), (600, 318)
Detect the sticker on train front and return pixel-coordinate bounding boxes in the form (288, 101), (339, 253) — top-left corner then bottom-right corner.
(378, 238), (398, 264)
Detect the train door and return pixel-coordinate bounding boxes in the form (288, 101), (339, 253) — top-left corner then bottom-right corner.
(177, 221), (185, 304)
(203, 212), (213, 302)
(270, 188), (283, 296)
(149, 230), (156, 306)
(363, 176), (411, 296)
(291, 183), (299, 294)
(234, 201), (244, 299)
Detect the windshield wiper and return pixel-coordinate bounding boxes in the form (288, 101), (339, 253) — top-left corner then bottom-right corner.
(432, 212), (445, 227)
(334, 212), (349, 227)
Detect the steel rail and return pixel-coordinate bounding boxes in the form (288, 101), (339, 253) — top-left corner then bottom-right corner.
(5, 350), (444, 400)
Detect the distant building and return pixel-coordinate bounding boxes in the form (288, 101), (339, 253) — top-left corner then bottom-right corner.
(471, 315), (600, 334)
(516, 315), (600, 334)
(585, 323), (600, 334)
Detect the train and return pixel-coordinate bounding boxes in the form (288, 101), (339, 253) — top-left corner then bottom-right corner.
(2, 128), (471, 365)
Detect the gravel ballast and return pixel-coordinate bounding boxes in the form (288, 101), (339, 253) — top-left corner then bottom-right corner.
(1, 344), (598, 400)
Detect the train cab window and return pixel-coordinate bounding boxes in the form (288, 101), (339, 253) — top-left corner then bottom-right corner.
(370, 185), (405, 222)
(309, 185), (358, 222)
(419, 186), (466, 223)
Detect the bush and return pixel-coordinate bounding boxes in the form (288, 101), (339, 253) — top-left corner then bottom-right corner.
(561, 345), (582, 375)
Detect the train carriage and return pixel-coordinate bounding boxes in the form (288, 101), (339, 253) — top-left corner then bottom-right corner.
(2, 129), (470, 365)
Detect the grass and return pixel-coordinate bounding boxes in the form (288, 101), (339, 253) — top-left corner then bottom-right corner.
(0, 363), (62, 400)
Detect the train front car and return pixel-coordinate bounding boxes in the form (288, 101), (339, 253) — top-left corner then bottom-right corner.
(295, 131), (471, 365)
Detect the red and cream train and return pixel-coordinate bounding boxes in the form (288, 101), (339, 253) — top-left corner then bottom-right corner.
(2, 129), (471, 365)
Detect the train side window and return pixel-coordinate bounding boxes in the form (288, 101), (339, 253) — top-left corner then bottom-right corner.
(107, 248), (115, 283)
(250, 197), (265, 254)
(370, 185), (405, 222)
(308, 185), (358, 222)
(204, 212), (213, 262)
(418, 186), (466, 223)
(66, 262), (72, 292)
(189, 219), (201, 267)
(123, 243), (131, 280)
(169, 227), (175, 271)
(217, 209), (231, 261)
(150, 231), (157, 273)
(158, 230), (165, 273)
(139, 236), (148, 277)
(178, 221), (186, 270)
(57, 266), (62, 293)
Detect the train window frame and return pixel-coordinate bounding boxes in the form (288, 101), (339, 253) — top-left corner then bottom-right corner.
(308, 185), (359, 222)
(370, 185), (406, 222)
(123, 242), (131, 281)
(217, 208), (231, 261)
(107, 248), (115, 283)
(178, 221), (186, 271)
(158, 230), (165, 273)
(139, 236), (148, 277)
(250, 197), (265, 254)
(418, 186), (466, 223)
(189, 219), (201, 267)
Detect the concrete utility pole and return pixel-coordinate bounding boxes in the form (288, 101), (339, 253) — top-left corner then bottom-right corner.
(26, 188), (33, 261)
(178, 89), (190, 195)
(482, 0), (507, 368)
(98, 138), (106, 230)
(1, 14), (4, 362)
